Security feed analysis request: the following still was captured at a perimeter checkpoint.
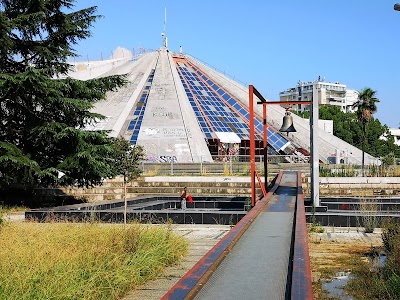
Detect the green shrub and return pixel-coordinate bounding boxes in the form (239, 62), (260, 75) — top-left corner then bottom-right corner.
(382, 219), (400, 253)
(347, 219), (400, 299)
(382, 219), (400, 274)
(358, 200), (378, 233)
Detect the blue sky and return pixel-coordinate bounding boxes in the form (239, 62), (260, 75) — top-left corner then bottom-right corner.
(73, 1), (400, 128)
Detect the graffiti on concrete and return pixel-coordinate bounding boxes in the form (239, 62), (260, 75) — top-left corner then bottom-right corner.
(141, 141), (191, 163)
(163, 128), (185, 137)
(144, 154), (178, 163)
(153, 111), (173, 118)
(158, 155), (178, 163)
(143, 128), (159, 135)
(151, 106), (179, 120)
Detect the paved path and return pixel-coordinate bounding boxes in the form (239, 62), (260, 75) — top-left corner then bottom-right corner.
(123, 224), (231, 300)
(192, 171), (299, 300)
(2, 212), (25, 222)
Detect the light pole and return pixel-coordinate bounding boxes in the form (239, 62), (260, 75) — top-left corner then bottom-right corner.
(395, 3), (400, 11)
(310, 84), (320, 208)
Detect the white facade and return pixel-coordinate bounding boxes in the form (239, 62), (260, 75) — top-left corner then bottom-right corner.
(279, 79), (358, 113)
(389, 128), (400, 146)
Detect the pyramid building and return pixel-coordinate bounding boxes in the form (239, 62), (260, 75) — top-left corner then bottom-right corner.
(68, 46), (375, 165)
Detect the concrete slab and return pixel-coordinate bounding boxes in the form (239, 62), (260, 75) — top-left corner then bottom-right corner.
(2, 212), (25, 222)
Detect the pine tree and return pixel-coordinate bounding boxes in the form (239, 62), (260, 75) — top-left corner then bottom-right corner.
(0, 0), (127, 187)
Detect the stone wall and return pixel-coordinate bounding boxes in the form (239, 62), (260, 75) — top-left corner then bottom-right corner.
(31, 176), (400, 203)
(302, 177), (400, 197)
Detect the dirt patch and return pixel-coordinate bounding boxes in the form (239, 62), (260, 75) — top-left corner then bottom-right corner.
(309, 228), (382, 299)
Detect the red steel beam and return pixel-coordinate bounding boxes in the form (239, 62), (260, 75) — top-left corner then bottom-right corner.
(263, 103), (268, 191)
(291, 171), (313, 299)
(262, 100), (311, 105)
(249, 85), (256, 207)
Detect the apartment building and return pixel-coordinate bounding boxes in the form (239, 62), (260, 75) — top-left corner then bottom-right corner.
(279, 78), (358, 113)
(389, 128), (400, 146)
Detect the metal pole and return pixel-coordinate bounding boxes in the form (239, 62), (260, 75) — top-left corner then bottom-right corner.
(123, 177), (127, 224)
(311, 84), (320, 207)
(263, 103), (268, 191)
(249, 85), (256, 207)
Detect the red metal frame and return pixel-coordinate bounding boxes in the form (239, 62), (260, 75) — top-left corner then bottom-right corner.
(291, 172), (313, 299)
(249, 85), (256, 206)
(255, 170), (267, 198)
(263, 103), (268, 191)
(248, 85), (312, 207)
(262, 100), (312, 105)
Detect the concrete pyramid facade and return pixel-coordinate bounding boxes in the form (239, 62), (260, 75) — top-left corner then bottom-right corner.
(68, 47), (375, 165)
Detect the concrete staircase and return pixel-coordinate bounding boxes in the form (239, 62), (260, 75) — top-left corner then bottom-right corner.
(33, 176), (260, 202)
(129, 178), (256, 198)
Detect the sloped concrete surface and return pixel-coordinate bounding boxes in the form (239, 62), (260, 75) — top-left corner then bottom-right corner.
(187, 55), (375, 165)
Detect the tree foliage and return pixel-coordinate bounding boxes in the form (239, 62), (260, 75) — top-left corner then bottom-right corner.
(0, 0), (129, 187)
(111, 137), (144, 183)
(318, 106), (400, 159)
(352, 88), (380, 171)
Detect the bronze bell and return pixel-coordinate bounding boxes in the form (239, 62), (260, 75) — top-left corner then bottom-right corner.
(279, 111), (296, 135)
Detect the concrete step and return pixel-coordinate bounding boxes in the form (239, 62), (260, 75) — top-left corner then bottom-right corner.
(127, 187), (253, 195)
(129, 181), (253, 188)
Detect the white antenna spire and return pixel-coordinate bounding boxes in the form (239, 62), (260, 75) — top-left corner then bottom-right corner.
(164, 7), (166, 33)
(161, 7), (168, 48)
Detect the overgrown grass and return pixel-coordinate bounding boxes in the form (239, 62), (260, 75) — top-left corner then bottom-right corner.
(320, 164), (400, 177)
(223, 162), (231, 176)
(319, 164), (357, 177)
(0, 222), (188, 300)
(308, 223), (325, 233)
(143, 165), (161, 176)
(0, 205), (28, 214)
(346, 218), (400, 299)
(358, 199), (378, 233)
(308, 207), (325, 233)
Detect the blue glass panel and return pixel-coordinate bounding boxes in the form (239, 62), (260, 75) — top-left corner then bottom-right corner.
(222, 94), (230, 100)
(175, 59), (290, 151)
(217, 89), (225, 96)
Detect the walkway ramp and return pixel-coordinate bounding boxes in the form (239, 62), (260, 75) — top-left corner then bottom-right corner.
(162, 171), (312, 300)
